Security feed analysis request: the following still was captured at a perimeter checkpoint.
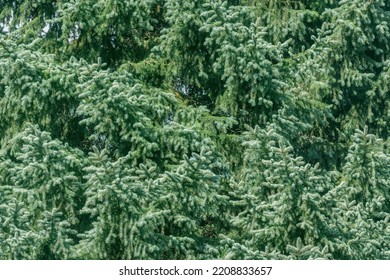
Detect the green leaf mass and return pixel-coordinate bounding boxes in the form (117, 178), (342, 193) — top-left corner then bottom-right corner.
(0, 0), (389, 259)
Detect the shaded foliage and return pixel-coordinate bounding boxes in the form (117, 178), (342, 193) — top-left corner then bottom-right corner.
(0, 0), (389, 259)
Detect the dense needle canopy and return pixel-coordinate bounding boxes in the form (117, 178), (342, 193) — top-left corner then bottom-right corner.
(0, 0), (389, 259)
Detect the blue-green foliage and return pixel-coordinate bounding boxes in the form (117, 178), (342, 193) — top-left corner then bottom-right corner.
(0, 0), (389, 260)
(0, 125), (85, 259)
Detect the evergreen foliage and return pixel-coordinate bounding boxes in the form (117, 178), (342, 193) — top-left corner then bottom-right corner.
(0, 0), (389, 259)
